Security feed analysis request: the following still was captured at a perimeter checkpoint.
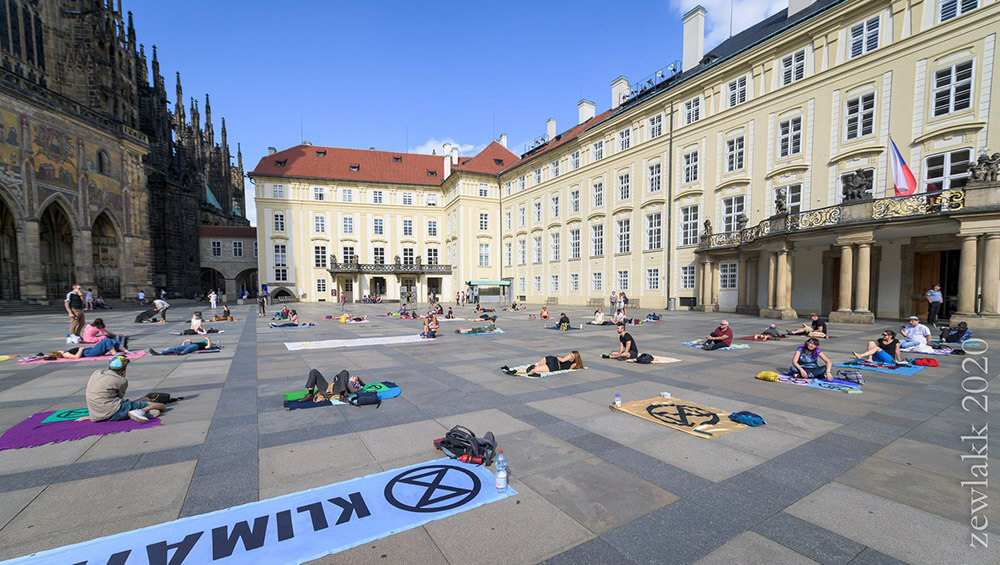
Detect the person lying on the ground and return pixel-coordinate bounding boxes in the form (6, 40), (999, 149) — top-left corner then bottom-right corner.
(300, 369), (364, 403)
(853, 329), (904, 364)
(789, 313), (827, 338)
(211, 305), (233, 322)
(474, 304), (496, 313)
(609, 322), (639, 359)
(939, 321), (972, 343)
(45, 337), (128, 360)
(557, 312), (571, 330)
(421, 311), (439, 338)
(790, 338), (833, 380)
(702, 320), (734, 350)
(456, 322), (499, 334)
(445, 307), (455, 319)
(82, 318), (127, 348)
(270, 310), (314, 327)
(80, 355), (165, 423)
(148, 337), (216, 356)
(539, 306), (550, 320)
(753, 323), (782, 341)
(338, 314), (368, 323)
(502, 351), (583, 375)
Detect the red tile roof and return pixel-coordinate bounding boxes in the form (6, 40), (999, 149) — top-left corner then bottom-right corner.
(503, 108), (619, 173)
(251, 145), (446, 186)
(452, 141), (519, 175)
(199, 226), (257, 238)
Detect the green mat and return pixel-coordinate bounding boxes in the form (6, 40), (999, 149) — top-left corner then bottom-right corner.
(283, 390), (310, 401)
(41, 407), (89, 423)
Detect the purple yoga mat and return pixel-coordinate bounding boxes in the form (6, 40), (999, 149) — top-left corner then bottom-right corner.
(0, 410), (162, 451)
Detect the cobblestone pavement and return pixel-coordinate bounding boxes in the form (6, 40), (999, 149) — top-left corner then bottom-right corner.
(0, 301), (996, 564)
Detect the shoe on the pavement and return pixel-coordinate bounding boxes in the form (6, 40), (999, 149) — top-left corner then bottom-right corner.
(298, 392), (314, 402)
(127, 409), (148, 422)
(147, 409), (161, 418)
(148, 348), (159, 355)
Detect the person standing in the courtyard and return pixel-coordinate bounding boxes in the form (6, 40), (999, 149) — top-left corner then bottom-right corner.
(456, 291), (461, 306)
(208, 290), (218, 310)
(340, 290), (347, 312)
(84, 288), (94, 311)
(65, 284), (86, 338)
(925, 283), (943, 325)
(609, 291), (617, 310)
(152, 296), (170, 322)
(257, 294), (266, 318)
(137, 289), (146, 304)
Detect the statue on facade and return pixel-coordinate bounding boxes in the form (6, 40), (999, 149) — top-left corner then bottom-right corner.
(415, 255), (422, 265)
(330, 254), (337, 265)
(968, 152), (1000, 183)
(700, 219), (712, 241)
(842, 169), (873, 201)
(394, 255), (401, 265)
(736, 213), (748, 230)
(774, 187), (787, 214)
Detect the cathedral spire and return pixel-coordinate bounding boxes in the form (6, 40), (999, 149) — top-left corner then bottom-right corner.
(220, 116), (227, 148)
(205, 93), (213, 146)
(174, 71), (185, 128)
(127, 11), (136, 52)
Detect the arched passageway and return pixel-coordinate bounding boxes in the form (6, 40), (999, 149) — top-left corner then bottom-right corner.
(92, 213), (120, 298)
(0, 198), (19, 299)
(40, 204), (74, 299)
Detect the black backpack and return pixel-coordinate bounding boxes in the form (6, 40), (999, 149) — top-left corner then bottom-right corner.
(435, 425), (497, 466)
(635, 353), (654, 364)
(145, 391), (183, 404)
(350, 391), (381, 408)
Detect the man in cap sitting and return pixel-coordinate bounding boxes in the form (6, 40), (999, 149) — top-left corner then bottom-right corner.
(81, 355), (166, 423)
(703, 320), (734, 350)
(789, 313), (828, 338)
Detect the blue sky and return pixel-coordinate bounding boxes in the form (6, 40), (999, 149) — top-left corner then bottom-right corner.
(134, 0), (784, 225)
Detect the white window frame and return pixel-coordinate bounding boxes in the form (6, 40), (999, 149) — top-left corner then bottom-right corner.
(617, 270), (629, 291)
(551, 195), (560, 218)
(845, 92), (876, 140)
(533, 201), (542, 222)
(777, 184), (803, 214)
(720, 262), (738, 290)
(478, 183), (489, 197)
(932, 60), (974, 117)
(373, 217), (383, 235)
(618, 172), (630, 200)
(616, 218), (631, 254)
(372, 190), (383, 204)
(402, 192), (413, 206)
(517, 240), (526, 265)
(570, 189), (580, 213)
(780, 49), (806, 86)
(681, 265), (696, 289)
(534, 168), (542, 184)
(849, 16), (880, 59)
(479, 213), (489, 231)
(684, 97), (701, 124)
(313, 187), (325, 201)
(314, 215), (326, 233)
(519, 277), (526, 291)
(618, 128), (631, 151)
(726, 136), (745, 172)
(924, 148), (971, 192)
(373, 247), (385, 264)
(722, 196), (746, 233)
(727, 76), (747, 107)
(593, 140), (604, 160)
(679, 205), (700, 246)
(551, 160), (560, 178)
(592, 180), (604, 207)
(550, 275), (559, 292)
(592, 271), (603, 291)
(316, 278), (327, 293)
(571, 151), (580, 169)
(403, 219), (413, 236)
(402, 248), (414, 265)
(271, 184), (284, 198)
(341, 188), (353, 203)
(518, 205), (526, 226)
(569, 228), (580, 259)
(778, 117), (802, 158)
(314, 245), (328, 268)
(683, 150), (699, 183)
(428, 220), (437, 237)
(648, 114), (662, 139)
(645, 212), (662, 250)
(478, 243), (490, 267)
(343, 216), (353, 234)
(550, 232), (560, 261)
(648, 163), (661, 192)
(591, 224), (604, 257)
(504, 242), (512, 266)
(426, 248), (439, 265)
(233, 241), (243, 257)
(273, 213), (285, 232)
(533, 236), (542, 263)
(646, 268), (660, 291)
(533, 276), (542, 292)
(939, 0), (978, 22)
(210, 240), (221, 257)
(570, 273), (580, 291)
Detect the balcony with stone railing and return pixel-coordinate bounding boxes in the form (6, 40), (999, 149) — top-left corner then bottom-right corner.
(326, 258), (452, 275)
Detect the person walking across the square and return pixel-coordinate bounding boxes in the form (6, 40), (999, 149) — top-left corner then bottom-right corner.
(65, 284), (86, 338)
(340, 291), (347, 312)
(925, 283), (943, 325)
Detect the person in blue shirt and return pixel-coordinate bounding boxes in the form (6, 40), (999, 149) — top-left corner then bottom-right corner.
(925, 283), (943, 325)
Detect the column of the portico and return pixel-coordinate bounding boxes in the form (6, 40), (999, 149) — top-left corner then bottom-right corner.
(766, 252), (776, 309)
(736, 257), (748, 309)
(956, 235), (979, 315)
(855, 242), (872, 313)
(710, 261), (720, 308)
(980, 234), (999, 316)
(776, 249), (791, 310)
(702, 258), (713, 309)
(837, 244), (854, 313)
(748, 258), (759, 308)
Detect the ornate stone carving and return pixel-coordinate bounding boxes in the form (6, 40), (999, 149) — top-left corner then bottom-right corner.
(968, 152), (1000, 183)
(786, 207), (843, 231)
(736, 213), (748, 230)
(842, 169), (872, 201)
(774, 187), (787, 214)
(871, 190), (965, 219)
(700, 219), (712, 241)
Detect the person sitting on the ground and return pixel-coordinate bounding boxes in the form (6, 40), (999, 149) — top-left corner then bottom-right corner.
(899, 316), (932, 349)
(612, 308), (627, 324)
(151, 297), (170, 323)
(211, 305), (233, 322)
(398, 302), (408, 315)
(557, 312), (571, 331)
(939, 321), (972, 343)
(593, 308), (605, 324)
(421, 311), (439, 339)
(81, 355), (165, 423)
(149, 337), (217, 356)
(505, 301), (523, 311)
(434, 303), (444, 315)
(456, 322), (498, 334)
(789, 313), (828, 338)
(853, 329), (904, 364)
(188, 312), (207, 335)
(270, 310), (312, 327)
(81, 318), (127, 349)
(94, 296), (110, 309)
(539, 306), (550, 320)
(45, 336), (128, 360)
(502, 351), (583, 375)
(753, 323), (782, 341)
(445, 307), (455, 319)
(300, 369), (364, 403)
(644, 312), (662, 322)
(272, 305), (291, 320)
(702, 320), (734, 350)
(609, 322), (639, 359)
(790, 338), (833, 380)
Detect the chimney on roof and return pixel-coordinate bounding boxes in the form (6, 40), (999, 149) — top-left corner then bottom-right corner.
(444, 154), (451, 179)
(267, 146), (276, 155)
(546, 118), (556, 141)
(450, 146), (459, 165)
(442, 142), (452, 158)
(578, 99), (595, 124)
(611, 76), (630, 109)
(682, 6), (706, 72)
(788, 0), (814, 18)
(499, 133), (508, 148)
(302, 140), (312, 146)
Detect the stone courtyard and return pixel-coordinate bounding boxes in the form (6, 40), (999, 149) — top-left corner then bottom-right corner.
(0, 301), (995, 564)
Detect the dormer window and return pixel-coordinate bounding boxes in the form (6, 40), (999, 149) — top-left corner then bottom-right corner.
(393, 156), (402, 163)
(315, 151), (327, 157)
(349, 164), (360, 172)
(427, 169), (437, 177)
(274, 159), (287, 167)
(493, 158), (504, 166)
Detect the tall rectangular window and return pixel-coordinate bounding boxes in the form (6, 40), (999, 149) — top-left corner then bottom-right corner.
(722, 196), (746, 232)
(533, 236), (542, 263)
(933, 61), (973, 117)
(533, 202), (542, 222)
(479, 213), (489, 231)
(728, 76), (747, 107)
(571, 151), (580, 169)
(679, 205), (700, 246)
(570, 189), (580, 213)
(618, 128), (631, 151)
(341, 189), (353, 203)
(233, 241), (243, 257)
(403, 219), (413, 236)
(720, 263), (738, 289)
(402, 248), (414, 265)
(617, 270), (629, 291)
(592, 272), (603, 291)
(593, 140), (604, 160)
(478, 183), (489, 197)
(684, 98), (701, 124)
(428, 220), (437, 237)
(592, 181), (604, 207)
(505, 210), (511, 230)
(504, 242), (512, 266)
(849, 16), (880, 58)
(273, 213), (285, 232)
(373, 247), (385, 264)
(779, 117), (802, 157)
(940, 0), (978, 22)
(314, 246), (327, 268)
(645, 213), (662, 250)
(518, 240), (526, 265)
(925, 149), (971, 191)
(478, 243), (490, 266)
(683, 151), (699, 183)
(313, 187), (325, 200)
(551, 195), (560, 218)
(726, 136), (745, 172)
(781, 49), (806, 85)
(373, 218), (383, 235)
(519, 205), (526, 226)
(681, 265), (696, 289)
(569, 229), (580, 259)
(254, 242), (258, 257)
(342, 246), (355, 263)
(314, 215), (326, 233)
(550, 232), (560, 261)
(591, 224), (604, 256)
(402, 192), (413, 205)
(845, 93), (875, 140)
(534, 169), (542, 184)
(550, 275), (559, 292)
(534, 276), (542, 292)
(648, 163), (661, 192)
(618, 172), (630, 200)
(317, 278), (327, 293)
(210, 241), (221, 257)
(519, 277), (526, 291)
(616, 218), (630, 254)
(372, 190), (383, 204)
(570, 273), (579, 291)
(646, 268), (660, 291)
(274, 245), (287, 282)
(519, 176), (526, 191)
(343, 217), (353, 234)
(551, 160), (560, 178)
(648, 114), (662, 138)
(271, 184), (284, 198)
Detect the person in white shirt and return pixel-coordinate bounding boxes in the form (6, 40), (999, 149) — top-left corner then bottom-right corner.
(152, 298), (170, 322)
(899, 316), (931, 348)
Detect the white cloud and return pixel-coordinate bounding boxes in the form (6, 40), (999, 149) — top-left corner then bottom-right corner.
(408, 137), (482, 156)
(671, 0), (787, 51)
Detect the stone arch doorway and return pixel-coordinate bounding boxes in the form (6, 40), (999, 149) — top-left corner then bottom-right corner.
(200, 268), (225, 294)
(272, 287), (294, 301)
(39, 204), (74, 299)
(235, 268), (258, 298)
(92, 212), (120, 298)
(0, 197), (19, 299)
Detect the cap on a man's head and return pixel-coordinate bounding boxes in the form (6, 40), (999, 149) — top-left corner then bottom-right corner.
(909, 315), (920, 321)
(810, 312), (818, 317)
(109, 355), (129, 370)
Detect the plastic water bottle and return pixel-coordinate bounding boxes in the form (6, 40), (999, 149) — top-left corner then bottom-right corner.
(495, 466), (508, 490)
(495, 449), (506, 471)
(614, 393), (622, 407)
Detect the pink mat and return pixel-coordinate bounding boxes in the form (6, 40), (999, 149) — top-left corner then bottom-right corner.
(18, 350), (148, 365)
(0, 410), (162, 450)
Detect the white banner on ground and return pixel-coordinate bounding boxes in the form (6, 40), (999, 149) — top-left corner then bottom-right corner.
(6, 458), (515, 564)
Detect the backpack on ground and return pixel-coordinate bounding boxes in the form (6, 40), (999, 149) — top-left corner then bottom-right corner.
(145, 391), (183, 404)
(350, 391), (381, 407)
(434, 425), (497, 466)
(635, 353), (654, 364)
(835, 370), (865, 385)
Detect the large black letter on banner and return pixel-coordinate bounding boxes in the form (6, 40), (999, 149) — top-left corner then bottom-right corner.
(72, 551), (132, 565)
(327, 492), (371, 525)
(211, 515), (269, 560)
(146, 532), (204, 565)
(296, 502), (329, 531)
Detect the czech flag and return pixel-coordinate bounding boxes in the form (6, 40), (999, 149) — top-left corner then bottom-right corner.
(889, 137), (917, 196)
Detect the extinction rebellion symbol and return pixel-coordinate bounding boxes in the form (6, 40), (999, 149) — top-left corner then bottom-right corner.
(384, 465), (481, 513)
(646, 403), (719, 427)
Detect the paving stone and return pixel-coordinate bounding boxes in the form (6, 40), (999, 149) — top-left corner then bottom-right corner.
(543, 536), (636, 565)
(752, 512), (866, 564)
(695, 531), (818, 564)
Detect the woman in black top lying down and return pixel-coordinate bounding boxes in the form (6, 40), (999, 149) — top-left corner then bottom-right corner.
(502, 351), (583, 375)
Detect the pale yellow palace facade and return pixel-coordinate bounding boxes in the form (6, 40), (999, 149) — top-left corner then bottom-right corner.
(253, 0), (1000, 326)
